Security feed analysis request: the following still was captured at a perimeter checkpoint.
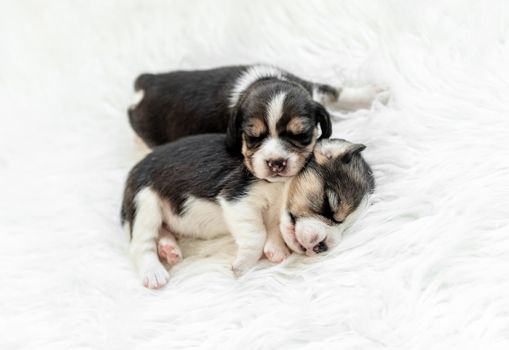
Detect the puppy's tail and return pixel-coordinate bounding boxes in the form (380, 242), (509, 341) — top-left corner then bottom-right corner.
(134, 73), (155, 91)
(128, 73), (156, 149)
(128, 75), (151, 128)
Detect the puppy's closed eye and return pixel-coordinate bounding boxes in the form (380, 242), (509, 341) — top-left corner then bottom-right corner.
(320, 191), (342, 224)
(284, 131), (313, 146)
(244, 133), (267, 146)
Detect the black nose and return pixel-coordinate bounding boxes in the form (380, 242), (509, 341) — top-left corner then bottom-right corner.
(313, 241), (328, 254)
(266, 158), (287, 173)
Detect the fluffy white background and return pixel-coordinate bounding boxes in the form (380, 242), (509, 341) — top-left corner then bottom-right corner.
(1, 1), (509, 349)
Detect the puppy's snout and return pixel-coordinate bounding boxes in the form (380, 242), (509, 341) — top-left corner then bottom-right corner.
(266, 158), (287, 173)
(312, 241), (328, 254)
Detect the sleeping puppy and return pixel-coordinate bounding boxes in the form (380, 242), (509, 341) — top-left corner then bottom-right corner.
(129, 65), (335, 182)
(280, 139), (374, 256)
(121, 134), (373, 289)
(128, 64), (386, 153)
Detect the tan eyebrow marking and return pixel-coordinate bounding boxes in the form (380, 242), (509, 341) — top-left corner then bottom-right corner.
(245, 118), (267, 136)
(286, 118), (306, 134)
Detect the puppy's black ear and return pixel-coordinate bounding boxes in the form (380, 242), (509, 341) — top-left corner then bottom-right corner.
(342, 143), (366, 163)
(315, 103), (332, 139)
(225, 107), (243, 153)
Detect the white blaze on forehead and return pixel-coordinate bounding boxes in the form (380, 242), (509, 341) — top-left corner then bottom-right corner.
(266, 92), (287, 135)
(229, 65), (286, 108)
(260, 137), (288, 159)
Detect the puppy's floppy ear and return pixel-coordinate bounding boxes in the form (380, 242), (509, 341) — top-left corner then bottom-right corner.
(314, 139), (366, 164)
(225, 107), (243, 153)
(341, 143), (366, 163)
(314, 103), (332, 139)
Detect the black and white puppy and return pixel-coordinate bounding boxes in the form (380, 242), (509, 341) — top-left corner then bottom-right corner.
(128, 65), (385, 181)
(121, 134), (373, 289)
(122, 134), (287, 289)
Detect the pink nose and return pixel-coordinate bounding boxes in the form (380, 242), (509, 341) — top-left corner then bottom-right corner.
(266, 158), (287, 173)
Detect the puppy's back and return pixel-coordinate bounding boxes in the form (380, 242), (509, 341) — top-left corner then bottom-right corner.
(121, 134), (250, 227)
(128, 67), (246, 147)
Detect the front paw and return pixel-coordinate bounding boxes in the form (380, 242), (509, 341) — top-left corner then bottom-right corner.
(370, 85), (390, 106)
(357, 84), (390, 108)
(139, 262), (169, 289)
(339, 85), (390, 110)
(264, 239), (291, 263)
(231, 257), (257, 278)
(231, 264), (246, 278)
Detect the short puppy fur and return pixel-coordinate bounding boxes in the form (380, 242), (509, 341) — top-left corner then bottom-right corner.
(122, 134), (374, 289)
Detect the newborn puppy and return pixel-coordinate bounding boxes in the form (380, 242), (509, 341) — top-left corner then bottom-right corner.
(129, 65), (334, 182)
(280, 139), (375, 256)
(122, 134), (287, 288)
(128, 64), (386, 150)
(121, 134), (374, 289)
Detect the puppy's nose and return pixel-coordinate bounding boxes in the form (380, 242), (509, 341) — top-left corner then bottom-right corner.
(266, 158), (287, 173)
(312, 241), (328, 254)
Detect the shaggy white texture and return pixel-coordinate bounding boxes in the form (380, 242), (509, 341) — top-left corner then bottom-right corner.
(1, 1), (509, 349)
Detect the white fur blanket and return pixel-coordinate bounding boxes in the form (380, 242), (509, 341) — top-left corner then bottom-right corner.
(2, 1), (509, 349)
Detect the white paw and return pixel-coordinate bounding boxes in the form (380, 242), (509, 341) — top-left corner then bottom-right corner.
(231, 264), (246, 278)
(338, 85), (390, 110)
(370, 85), (391, 106)
(140, 262), (169, 289)
(264, 239), (291, 263)
(231, 257), (257, 278)
(357, 84), (390, 108)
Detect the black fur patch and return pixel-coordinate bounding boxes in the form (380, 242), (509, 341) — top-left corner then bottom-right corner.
(129, 66), (245, 147)
(121, 134), (255, 226)
(129, 65), (335, 149)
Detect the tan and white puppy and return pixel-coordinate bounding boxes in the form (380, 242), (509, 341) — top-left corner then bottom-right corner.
(280, 139), (374, 256)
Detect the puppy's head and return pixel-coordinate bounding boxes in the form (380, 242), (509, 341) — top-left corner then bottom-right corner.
(280, 139), (374, 256)
(226, 80), (331, 182)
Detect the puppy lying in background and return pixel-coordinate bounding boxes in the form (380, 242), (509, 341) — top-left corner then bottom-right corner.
(128, 64), (386, 151)
(122, 134), (374, 288)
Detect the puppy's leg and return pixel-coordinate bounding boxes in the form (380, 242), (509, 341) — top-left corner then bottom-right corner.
(263, 215), (290, 264)
(221, 201), (267, 277)
(130, 187), (169, 289)
(313, 83), (389, 111)
(157, 225), (182, 265)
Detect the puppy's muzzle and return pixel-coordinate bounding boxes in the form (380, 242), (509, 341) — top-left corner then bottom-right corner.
(266, 158), (287, 174)
(312, 241), (328, 254)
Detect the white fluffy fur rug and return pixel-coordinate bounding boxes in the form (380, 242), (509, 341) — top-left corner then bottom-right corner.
(2, 1), (509, 349)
